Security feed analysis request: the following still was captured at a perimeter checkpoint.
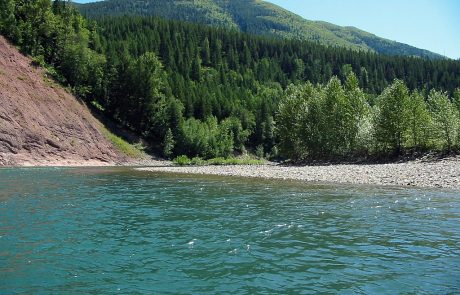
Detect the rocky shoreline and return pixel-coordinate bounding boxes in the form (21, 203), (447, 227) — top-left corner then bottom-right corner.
(0, 156), (170, 167)
(3, 156), (459, 189)
(137, 157), (460, 189)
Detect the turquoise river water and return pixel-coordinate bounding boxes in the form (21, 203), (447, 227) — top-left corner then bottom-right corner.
(0, 167), (459, 294)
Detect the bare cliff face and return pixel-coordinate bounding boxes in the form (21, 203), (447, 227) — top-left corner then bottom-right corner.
(0, 36), (124, 166)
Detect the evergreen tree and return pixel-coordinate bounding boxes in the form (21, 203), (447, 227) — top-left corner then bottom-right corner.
(132, 52), (168, 132)
(4, 3), (460, 160)
(191, 53), (202, 81)
(163, 128), (175, 159)
(201, 37), (211, 66)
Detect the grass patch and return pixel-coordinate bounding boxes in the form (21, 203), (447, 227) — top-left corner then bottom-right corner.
(43, 76), (56, 88)
(174, 155), (193, 165)
(173, 155), (265, 166)
(101, 127), (145, 159)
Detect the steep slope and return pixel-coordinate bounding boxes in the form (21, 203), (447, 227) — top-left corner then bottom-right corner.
(78, 0), (443, 59)
(0, 36), (125, 166)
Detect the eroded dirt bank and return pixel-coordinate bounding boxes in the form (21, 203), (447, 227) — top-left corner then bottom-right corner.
(0, 36), (127, 166)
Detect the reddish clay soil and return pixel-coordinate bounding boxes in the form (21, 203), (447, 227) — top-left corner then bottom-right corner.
(0, 36), (125, 166)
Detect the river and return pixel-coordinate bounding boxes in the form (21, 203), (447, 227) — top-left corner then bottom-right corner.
(1, 167), (459, 294)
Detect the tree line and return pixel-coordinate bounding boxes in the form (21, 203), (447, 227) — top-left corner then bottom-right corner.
(277, 74), (460, 160)
(1, 0), (459, 160)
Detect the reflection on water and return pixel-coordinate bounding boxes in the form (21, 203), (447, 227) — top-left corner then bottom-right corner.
(0, 168), (459, 294)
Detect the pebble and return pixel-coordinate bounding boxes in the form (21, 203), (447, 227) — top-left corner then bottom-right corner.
(138, 157), (460, 189)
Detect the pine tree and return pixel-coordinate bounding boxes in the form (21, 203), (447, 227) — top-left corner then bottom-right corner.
(191, 53), (202, 81)
(163, 128), (175, 159)
(201, 37), (211, 66)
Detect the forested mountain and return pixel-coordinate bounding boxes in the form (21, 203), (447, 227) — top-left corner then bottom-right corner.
(94, 16), (460, 159)
(78, 0), (443, 59)
(1, 0), (459, 162)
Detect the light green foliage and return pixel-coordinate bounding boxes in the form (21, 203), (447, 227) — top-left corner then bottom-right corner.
(173, 155), (264, 166)
(406, 91), (432, 149)
(454, 89), (460, 114)
(341, 64), (353, 80)
(191, 157), (206, 165)
(220, 117), (250, 153)
(178, 116), (246, 159)
(277, 74), (371, 159)
(206, 157), (264, 165)
(344, 72), (370, 154)
(455, 89), (460, 145)
(374, 80), (410, 153)
(275, 83), (310, 160)
(276, 76), (460, 160)
(101, 127), (144, 159)
(355, 114), (374, 154)
(428, 90), (459, 150)
(173, 155), (192, 165)
(297, 84), (323, 158)
(255, 145), (265, 159)
(321, 76), (350, 156)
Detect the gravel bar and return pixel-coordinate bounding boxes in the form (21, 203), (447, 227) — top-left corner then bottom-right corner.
(138, 157), (460, 189)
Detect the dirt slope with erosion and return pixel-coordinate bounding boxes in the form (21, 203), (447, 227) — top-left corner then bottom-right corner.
(0, 36), (126, 166)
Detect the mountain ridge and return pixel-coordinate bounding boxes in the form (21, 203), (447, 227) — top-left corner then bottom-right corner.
(77, 0), (444, 59)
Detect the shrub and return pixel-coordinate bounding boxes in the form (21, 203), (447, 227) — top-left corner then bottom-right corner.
(191, 157), (205, 165)
(173, 155), (192, 165)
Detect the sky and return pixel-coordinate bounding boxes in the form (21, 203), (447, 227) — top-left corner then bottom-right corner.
(75, 0), (460, 59)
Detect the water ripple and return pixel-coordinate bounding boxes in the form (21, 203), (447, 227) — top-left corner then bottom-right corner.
(0, 167), (459, 294)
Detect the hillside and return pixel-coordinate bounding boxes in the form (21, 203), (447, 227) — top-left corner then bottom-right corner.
(0, 36), (125, 166)
(78, 0), (443, 59)
(2, 0), (458, 163)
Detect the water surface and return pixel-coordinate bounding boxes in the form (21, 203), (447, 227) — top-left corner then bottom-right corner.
(1, 167), (459, 294)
